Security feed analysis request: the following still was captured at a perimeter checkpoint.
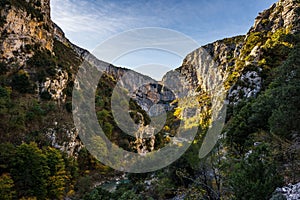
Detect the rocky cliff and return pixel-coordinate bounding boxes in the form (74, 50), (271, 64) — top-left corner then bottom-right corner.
(0, 0), (53, 64)
(0, 0), (81, 155)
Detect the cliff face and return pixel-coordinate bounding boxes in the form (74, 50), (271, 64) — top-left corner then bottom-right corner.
(167, 0), (300, 107)
(0, 0), (53, 65)
(227, 0), (300, 103)
(0, 0), (81, 155)
(174, 36), (245, 93)
(250, 0), (300, 33)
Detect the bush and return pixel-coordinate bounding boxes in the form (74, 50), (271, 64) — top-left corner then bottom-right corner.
(27, 50), (56, 81)
(65, 101), (72, 113)
(40, 91), (52, 100)
(11, 71), (34, 93)
(229, 144), (283, 200)
(0, 174), (16, 200)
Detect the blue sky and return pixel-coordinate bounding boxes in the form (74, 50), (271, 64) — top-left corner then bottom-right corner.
(51, 0), (277, 80)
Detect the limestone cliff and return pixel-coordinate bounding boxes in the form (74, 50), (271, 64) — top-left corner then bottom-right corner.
(228, 0), (300, 103)
(0, 0), (53, 65)
(0, 0), (80, 155)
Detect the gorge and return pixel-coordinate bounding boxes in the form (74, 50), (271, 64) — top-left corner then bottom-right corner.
(0, 0), (300, 199)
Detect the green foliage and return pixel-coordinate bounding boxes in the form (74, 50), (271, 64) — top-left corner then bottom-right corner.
(229, 144), (283, 200)
(0, 86), (10, 112)
(103, 122), (113, 139)
(242, 32), (266, 58)
(118, 190), (142, 200)
(0, 142), (79, 199)
(44, 147), (67, 199)
(25, 100), (46, 121)
(222, 34), (300, 199)
(75, 175), (93, 195)
(77, 148), (97, 172)
(83, 187), (112, 200)
(11, 70), (34, 93)
(0, 143), (15, 174)
(27, 50), (56, 82)
(267, 43), (300, 138)
(11, 142), (50, 199)
(53, 39), (81, 72)
(226, 28), (294, 92)
(225, 33), (299, 154)
(225, 100), (256, 154)
(0, 173), (15, 200)
(0, 62), (8, 75)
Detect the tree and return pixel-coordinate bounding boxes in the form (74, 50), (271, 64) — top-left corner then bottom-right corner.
(229, 144), (283, 200)
(103, 122), (113, 139)
(44, 147), (67, 199)
(0, 173), (15, 200)
(11, 143), (50, 199)
(11, 70), (34, 93)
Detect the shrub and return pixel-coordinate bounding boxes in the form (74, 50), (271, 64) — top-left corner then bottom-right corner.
(40, 90), (52, 100)
(0, 62), (8, 75)
(11, 70), (34, 93)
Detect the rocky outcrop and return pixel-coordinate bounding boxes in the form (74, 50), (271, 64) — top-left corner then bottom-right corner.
(79, 51), (177, 113)
(41, 69), (68, 102)
(271, 182), (300, 200)
(0, 0), (82, 156)
(250, 0), (300, 34)
(228, 0), (300, 103)
(0, 0), (54, 65)
(176, 36), (245, 93)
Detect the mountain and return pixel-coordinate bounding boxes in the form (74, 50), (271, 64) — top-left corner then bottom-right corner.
(0, 0), (299, 199)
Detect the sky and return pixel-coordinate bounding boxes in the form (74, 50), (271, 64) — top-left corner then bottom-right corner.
(51, 0), (277, 80)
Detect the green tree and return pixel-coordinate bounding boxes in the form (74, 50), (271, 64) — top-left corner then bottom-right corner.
(11, 142), (50, 199)
(229, 144), (283, 200)
(84, 187), (112, 200)
(118, 190), (142, 200)
(0, 173), (15, 200)
(0, 143), (15, 174)
(45, 147), (67, 199)
(103, 122), (113, 139)
(11, 70), (34, 93)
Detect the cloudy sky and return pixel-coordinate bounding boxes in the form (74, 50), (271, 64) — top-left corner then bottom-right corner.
(51, 0), (277, 80)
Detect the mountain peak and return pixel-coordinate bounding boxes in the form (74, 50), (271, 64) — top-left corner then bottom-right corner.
(250, 0), (300, 34)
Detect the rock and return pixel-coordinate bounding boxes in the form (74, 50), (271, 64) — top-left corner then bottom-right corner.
(250, 0), (300, 34)
(0, 0), (54, 64)
(271, 182), (300, 200)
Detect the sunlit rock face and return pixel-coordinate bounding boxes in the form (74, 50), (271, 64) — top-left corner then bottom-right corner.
(250, 0), (300, 34)
(177, 36), (245, 93)
(0, 0), (54, 65)
(228, 0), (300, 104)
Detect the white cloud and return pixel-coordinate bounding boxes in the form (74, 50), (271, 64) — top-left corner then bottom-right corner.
(50, 0), (175, 51)
(51, 0), (140, 34)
